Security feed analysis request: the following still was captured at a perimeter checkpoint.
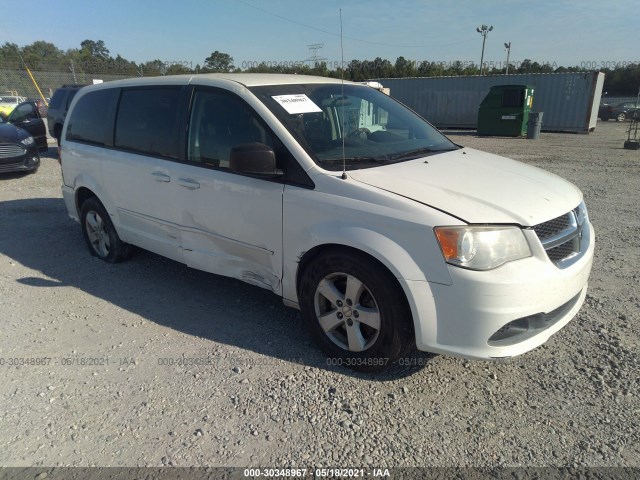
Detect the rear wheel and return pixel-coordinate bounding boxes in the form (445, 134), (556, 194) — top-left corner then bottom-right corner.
(616, 112), (626, 122)
(299, 251), (414, 372)
(80, 197), (131, 263)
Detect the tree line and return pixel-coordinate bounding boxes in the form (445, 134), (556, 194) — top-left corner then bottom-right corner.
(1, 40), (638, 95)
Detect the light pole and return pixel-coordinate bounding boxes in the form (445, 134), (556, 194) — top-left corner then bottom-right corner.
(476, 25), (493, 75)
(504, 42), (511, 75)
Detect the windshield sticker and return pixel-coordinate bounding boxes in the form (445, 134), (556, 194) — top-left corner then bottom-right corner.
(272, 94), (322, 114)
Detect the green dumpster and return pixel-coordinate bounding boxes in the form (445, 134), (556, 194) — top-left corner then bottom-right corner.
(477, 85), (534, 136)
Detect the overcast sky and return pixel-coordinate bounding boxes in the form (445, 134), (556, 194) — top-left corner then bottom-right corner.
(1, 0), (636, 70)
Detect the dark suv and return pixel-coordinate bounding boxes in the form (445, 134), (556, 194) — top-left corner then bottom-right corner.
(47, 85), (86, 143)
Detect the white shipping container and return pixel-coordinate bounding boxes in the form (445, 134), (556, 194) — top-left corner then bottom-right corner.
(372, 72), (605, 133)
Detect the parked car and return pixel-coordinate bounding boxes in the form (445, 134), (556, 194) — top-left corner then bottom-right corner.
(599, 102), (640, 122)
(60, 74), (594, 372)
(2, 101), (48, 152)
(597, 102), (610, 121)
(0, 95), (26, 117)
(47, 85), (86, 143)
(0, 114), (40, 173)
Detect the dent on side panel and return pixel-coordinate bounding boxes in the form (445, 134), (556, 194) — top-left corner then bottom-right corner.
(182, 226), (281, 293)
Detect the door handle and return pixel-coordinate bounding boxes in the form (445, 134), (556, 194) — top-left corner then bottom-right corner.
(152, 171), (170, 182)
(178, 178), (200, 190)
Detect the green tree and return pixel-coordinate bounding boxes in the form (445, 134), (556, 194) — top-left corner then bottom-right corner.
(203, 51), (234, 72)
(80, 39), (110, 60)
(22, 41), (64, 67)
(0, 42), (21, 66)
(394, 56), (416, 78)
(140, 59), (166, 76)
(165, 63), (193, 75)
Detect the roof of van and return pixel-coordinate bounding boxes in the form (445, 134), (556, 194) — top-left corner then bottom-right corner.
(196, 73), (346, 86)
(82, 74), (347, 90)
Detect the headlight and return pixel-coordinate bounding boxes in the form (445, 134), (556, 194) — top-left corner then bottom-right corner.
(20, 136), (35, 147)
(575, 201), (588, 227)
(434, 226), (532, 270)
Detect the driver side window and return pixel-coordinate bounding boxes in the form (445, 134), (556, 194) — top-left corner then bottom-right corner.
(188, 90), (273, 170)
(10, 103), (37, 122)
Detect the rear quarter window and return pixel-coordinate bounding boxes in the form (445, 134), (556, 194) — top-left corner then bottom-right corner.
(65, 89), (118, 146)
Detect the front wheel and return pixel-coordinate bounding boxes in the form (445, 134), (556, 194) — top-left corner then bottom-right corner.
(616, 112), (626, 122)
(299, 252), (414, 372)
(80, 197), (131, 263)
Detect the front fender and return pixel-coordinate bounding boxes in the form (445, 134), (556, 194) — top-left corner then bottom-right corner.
(313, 224), (449, 283)
(282, 222), (450, 351)
(282, 220), (453, 305)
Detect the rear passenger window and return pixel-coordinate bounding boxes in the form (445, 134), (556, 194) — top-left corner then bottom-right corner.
(66, 89), (118, 146)
(115, 88), (181, 159)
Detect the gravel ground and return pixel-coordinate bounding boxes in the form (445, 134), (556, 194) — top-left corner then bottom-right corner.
(0, 121), (638, 468)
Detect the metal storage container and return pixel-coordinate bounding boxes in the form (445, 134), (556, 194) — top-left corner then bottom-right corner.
(372, 72), (605, 133)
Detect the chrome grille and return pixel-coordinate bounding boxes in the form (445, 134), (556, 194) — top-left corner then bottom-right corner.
(532, 213), (571, 241)
(547, 241), (577, 262)
(0, 143), (26, 158)
(531, 204), (587, 267)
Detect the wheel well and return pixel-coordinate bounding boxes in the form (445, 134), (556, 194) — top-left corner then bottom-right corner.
(75, 187), (97, 214)
(298, 244), (392, 289)
(297, 244), (412, 313)
(296, 244), (416, 341)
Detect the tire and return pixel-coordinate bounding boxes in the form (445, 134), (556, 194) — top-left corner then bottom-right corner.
(299, 251), (414, 372)
(616, 112), (626, 122)
(600, 115), (609, 121)
(79, 197), (131, 263)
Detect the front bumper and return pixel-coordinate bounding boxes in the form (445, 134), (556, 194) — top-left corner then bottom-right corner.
(404, 221), (594, 360)
(0, 146), (40, 173)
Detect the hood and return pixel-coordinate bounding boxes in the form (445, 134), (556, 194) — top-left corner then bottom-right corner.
(348, 147), (582, 226)
(0, 123), (29, 144)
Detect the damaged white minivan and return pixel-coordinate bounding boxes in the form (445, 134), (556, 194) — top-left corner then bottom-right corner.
(60, 74), (594, 371)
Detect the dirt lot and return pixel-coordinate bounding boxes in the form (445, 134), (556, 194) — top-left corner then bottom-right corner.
(0, 121), (638, 468)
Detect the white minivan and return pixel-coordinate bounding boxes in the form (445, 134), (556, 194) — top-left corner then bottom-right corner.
(60, 74), (594, 372)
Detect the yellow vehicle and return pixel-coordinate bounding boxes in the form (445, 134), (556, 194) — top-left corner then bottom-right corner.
(0, 95), (26, 117)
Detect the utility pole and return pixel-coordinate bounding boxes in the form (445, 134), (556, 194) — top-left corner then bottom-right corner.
(476, 25), (493, 75)
(306, 43), (327, 67)
(504, 42), (511, 75)
(69, 60), (77, 83)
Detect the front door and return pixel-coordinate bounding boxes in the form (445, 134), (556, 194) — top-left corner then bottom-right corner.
(8, 102), (47, 151)
(172, 88), (284, 293)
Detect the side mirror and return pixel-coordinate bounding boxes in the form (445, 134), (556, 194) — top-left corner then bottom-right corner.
(230, 143), (282, 177)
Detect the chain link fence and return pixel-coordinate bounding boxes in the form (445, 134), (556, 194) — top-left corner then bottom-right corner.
(1, 62), (144, 100)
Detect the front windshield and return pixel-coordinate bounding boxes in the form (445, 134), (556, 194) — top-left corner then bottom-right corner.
(250, 83), (457, 171)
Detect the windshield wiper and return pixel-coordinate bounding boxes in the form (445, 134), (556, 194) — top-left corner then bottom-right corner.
(321, 156), (389, 165)
(388, 147), (456, 162)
